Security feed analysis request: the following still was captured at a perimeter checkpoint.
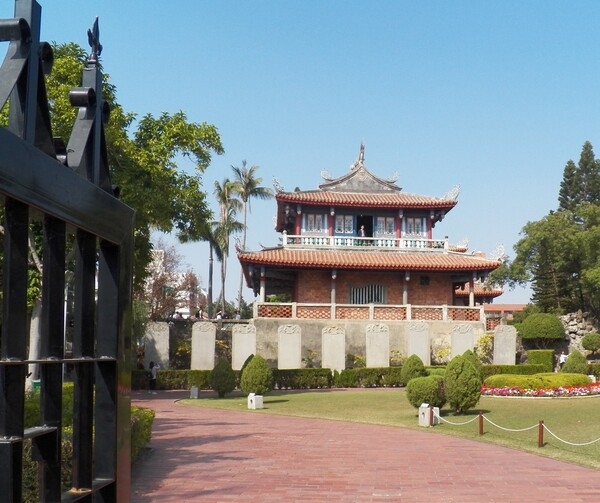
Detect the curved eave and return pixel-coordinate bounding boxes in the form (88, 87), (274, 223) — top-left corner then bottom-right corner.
(237, 248), (501, 273)
(276, 191), (457, 209)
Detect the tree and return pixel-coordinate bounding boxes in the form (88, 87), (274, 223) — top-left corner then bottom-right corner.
(560, 350), (589, 374)
(213, 178), (243, 312)
(210, 360), (237, 398)
(231, 161), (274, 309)
(400, 354), (427, 386)
(517, 313), (565, 349)
(145, 239), (200, 321)
(581, 333), (600, 358)
(444, 355), (481, 414)
(43, 43), (224, 292)
(240, 354), (274, 395)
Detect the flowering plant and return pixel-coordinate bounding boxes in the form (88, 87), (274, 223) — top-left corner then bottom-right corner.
(481, 383), (600, 397)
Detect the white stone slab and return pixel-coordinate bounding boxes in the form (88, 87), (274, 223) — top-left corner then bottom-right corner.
(278, 324), (302, 369)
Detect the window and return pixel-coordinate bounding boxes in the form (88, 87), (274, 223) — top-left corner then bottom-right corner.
(376, 217), (395, 236)
(405, 217), (424, 235)
(335, 215), (354, 234)
(350, 284), (386, 304)
(305, 213), (327, 233)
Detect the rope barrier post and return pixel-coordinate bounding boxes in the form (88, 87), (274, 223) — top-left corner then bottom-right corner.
(538, 420), (544, 448)
(478, 412), (483, 436)
(429, 407), (434, 427)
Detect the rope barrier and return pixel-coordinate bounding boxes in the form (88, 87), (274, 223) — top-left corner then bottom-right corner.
(542, 424), (600, 447)
(426, 407), (600, 449)
(482, 416), (538, 433)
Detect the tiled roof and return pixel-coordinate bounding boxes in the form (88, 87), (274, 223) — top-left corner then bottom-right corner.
(454, 284), (503, 297)
(276, 191), (457, 209)
(237, 247), (501, 272)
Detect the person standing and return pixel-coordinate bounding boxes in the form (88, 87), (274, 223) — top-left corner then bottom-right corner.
(148, 361), (159, 394)
(559, 351), (567, 369)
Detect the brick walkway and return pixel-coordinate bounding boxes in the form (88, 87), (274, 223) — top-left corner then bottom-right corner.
(131, 391), (600, 502)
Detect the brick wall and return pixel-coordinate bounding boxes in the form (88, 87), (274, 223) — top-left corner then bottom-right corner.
(409, 273), (453, 305)
(295, 269), (455, 305)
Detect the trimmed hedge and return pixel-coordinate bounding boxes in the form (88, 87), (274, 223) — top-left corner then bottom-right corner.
(480, 364), (546, 380)
(273, 369), (333, 389)
(484, 372), (591, 389)
(527, 350), (555, 372)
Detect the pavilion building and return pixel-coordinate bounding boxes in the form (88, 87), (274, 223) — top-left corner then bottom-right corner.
(237, 144), (503, 324)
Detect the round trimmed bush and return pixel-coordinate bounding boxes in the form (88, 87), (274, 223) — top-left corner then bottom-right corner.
(561, 350), (589, 375)
(517, 313), (565, 348)
(240, 354), (274, 395)
(400, 354), (427, 386)
(210, 359), (236, 398)
(444, 355), (481, 414)
(406, 375), (446, 409)
(582, 333), (600, 357)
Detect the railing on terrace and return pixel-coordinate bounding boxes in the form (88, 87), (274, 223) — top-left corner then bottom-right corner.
(254, 302), (484, 322)
(281, 233), (450, 251)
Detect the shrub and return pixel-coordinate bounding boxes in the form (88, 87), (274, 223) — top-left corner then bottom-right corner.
(381, 367), (404, 387)
(444, 355), (481, 414)
(389, 350), (405, 367)
(400, 354), (427, 386)
(210, 359), (237, 397)
(480, 364), (547, 380)
(527, 350), (554, 372)
(131, 406), (156, 462)
(561, 350), (589, 374)
(273, 368), (333, 389)
(474, 333), (494, 364)
(484, 372), (591, 389)
(334, 369), (358, 387)
(462, 349), (482, 379)
(240, 354), (274, 395)
(582, 333), (600, 358)
(406, 375), (446, 409)
(517, 313), (565, 349)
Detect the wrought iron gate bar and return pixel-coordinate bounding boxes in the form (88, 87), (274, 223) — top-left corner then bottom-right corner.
(0, 1), (134, 501)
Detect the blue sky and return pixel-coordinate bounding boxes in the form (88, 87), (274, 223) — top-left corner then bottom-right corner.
(4, 1), (600, 304)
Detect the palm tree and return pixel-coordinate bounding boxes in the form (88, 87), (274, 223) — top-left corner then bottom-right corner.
(213, 178), (242, 312)
(231, 161), (274, 309)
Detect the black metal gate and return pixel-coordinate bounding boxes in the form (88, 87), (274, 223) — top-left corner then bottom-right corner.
(0, 1), (134, 501)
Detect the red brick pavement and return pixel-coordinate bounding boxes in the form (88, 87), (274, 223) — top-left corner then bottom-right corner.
(131, 391), (600, 502)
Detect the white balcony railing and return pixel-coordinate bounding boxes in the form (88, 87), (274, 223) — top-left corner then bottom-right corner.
(281, 233), (449, 251)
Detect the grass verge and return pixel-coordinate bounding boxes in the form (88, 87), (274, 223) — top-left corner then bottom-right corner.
(180, 388), (600, 470)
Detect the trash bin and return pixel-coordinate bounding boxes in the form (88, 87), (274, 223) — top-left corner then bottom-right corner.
(190, 386), (199, 399)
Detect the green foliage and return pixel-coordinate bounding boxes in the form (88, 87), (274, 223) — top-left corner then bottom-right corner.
(273, 369), (333, 389)
(400, 354), (427, 385)
(131, 406), (156, 462)
(302, 349), (321, 368)
(241, 354), (254, 375)
(240, 354), (274, 395)
(517, 313), (565, 349)
(345, 353), (366, 369)
(170, 339), (191, 370)
(462, 349), (483, 379)
(188, 370), (212, 389)
(444, 355), (482, 414)
(474, 333), (494, 364)
(588, 363), (600, 378)
(430, 339), (451, 365)
(484, 372), (591, 388)
(561, 350), (589, 374)
(389, 350), (405, 367)
(406, 375), (446, 409)
(582, 333), (600, 357)
(527, 349), (555, 372)
(381, 367), (404, 387)
(334, 369), (358, 387)
(480, 364), (546, 380)
(210, 360), (237, 398)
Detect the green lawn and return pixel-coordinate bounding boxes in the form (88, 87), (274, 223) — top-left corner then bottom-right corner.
(180, 389), (600, 470)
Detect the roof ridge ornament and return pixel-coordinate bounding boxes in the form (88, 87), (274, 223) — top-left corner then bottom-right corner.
(445, 184), (460, 201)
(273, 177), (285, 193)
(350, 142), (365, 171)
(489, 244), (506, 262)
(320, 170), (333, 181)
